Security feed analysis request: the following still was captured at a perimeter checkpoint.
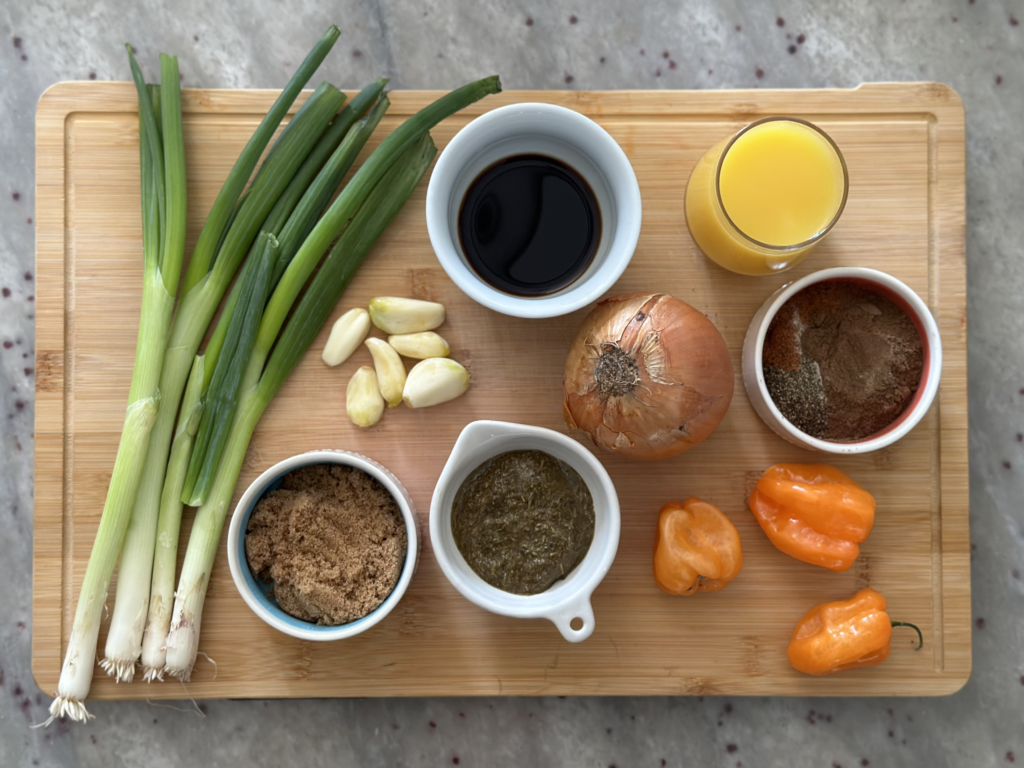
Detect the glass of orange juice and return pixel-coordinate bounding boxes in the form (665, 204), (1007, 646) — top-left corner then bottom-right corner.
(685, 117), (848, 276)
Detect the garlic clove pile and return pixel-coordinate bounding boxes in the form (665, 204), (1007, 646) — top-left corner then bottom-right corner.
(338, 298), (469, 426)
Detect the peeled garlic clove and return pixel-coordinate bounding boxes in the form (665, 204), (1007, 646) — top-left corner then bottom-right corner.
(346, 366), (385, 427)
(387, 331), (451, 360)
(322, 308), (370, 367)
(403, 358), (470, 408)
(368, 296), (446, 334)
(365, 337), (407, 407)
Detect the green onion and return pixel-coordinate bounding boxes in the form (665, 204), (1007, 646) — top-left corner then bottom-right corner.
(139, 355), (205, 681)
(164, 133), (440, 680)
(146, 73), (343, 438)
(243, 80), (345, 196)
(139, 82), (390, 678)
(101, 59), (191, 684)
(183, 93), (391, 505)
(162, 77), (500, 681)
(49, 50), (187, 723)
(182, 234), (279, 504)
(106, 30), (343, 684)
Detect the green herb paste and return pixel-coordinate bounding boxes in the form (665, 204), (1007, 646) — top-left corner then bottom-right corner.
(451, 450), (596, 595)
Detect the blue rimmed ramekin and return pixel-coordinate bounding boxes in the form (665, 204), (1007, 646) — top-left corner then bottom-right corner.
(226, 449), (419, 641)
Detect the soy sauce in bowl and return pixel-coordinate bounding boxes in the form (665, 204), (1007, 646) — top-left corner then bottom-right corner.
(458, 154), (601, 296)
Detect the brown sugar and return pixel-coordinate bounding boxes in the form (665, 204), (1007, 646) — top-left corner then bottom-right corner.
(762, 280), (924, 441)
(245, 464), (407, 626)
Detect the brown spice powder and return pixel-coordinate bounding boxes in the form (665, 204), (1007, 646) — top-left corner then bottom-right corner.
(762, 280), (924, 441)
(245, 464), (407, 626)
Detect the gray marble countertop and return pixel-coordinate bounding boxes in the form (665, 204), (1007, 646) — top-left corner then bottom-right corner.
(2, 1), (1021, 766)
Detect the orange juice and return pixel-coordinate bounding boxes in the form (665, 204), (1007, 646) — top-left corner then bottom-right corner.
(685, 118), (847, 275)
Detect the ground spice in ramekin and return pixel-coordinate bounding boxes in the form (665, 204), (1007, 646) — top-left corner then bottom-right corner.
(245, 464), (406, 626)
(762, 280), (924, 441)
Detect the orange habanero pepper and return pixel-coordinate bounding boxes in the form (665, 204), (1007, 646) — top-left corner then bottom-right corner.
(653, 498), (743, 595)
(787, 588), (923, 675)
(749, 464), (875, 572)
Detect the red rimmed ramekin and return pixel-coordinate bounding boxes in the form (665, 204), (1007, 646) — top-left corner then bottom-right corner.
(741, 267), (942, 454)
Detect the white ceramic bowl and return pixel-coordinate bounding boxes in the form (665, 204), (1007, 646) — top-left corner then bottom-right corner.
(227, 449), (419, 641)
(742, 267), (942, 453)
(425, 102), (642, 318)
(429, 420), (620, 642)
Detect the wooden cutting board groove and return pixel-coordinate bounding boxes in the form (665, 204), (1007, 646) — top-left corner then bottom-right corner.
(33, 82), (968, 698)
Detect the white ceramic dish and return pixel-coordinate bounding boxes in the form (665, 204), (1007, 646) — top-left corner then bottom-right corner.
(429, 420), (620, 642)
(741, 267), (942, 453)
(425, 102), (642, 318)
(226, 449), (419, 641)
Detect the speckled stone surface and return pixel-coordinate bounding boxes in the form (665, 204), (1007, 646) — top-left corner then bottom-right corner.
(2, 1), (1022, 766)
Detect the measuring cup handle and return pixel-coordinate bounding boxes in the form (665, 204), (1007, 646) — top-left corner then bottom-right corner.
(550, 597), (596, 642)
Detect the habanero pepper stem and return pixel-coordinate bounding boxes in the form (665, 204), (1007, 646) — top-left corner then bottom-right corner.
(890, 621), (924, 650)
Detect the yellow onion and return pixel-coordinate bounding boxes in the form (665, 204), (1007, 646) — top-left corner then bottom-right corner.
(563, 293), (734, 460)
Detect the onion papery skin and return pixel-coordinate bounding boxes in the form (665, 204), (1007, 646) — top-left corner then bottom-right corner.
(562, 292), (734, 461)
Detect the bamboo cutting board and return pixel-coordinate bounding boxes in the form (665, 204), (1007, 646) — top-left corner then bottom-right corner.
(33, 82), (968, 698)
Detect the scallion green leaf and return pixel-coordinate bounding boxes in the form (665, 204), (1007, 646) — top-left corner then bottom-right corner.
(180, 25), (340, 293)
(201, 79), (390, 377)
(183, 234), (279, 505)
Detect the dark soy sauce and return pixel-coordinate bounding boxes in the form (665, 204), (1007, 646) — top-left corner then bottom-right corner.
(458, 154), (601, 296)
